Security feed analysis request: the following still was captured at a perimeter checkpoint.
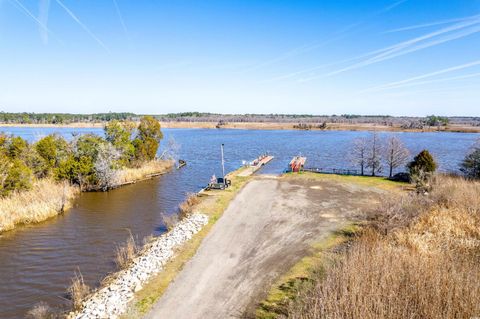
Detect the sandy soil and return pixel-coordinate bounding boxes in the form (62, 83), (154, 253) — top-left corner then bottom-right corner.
(145, 176), (383, 319)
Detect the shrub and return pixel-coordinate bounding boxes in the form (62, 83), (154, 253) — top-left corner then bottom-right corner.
(134, 116), (163, 161)
(55, 155), (96, 189)
(460, 147), (480, 179)
(0, 159), (32, 196)
(35, 135), (57, 169)
(104, 120), (135, 166)
(407, 150), (436, 190)
(407, 150), (437, 174)
(7, 136), (28, 159)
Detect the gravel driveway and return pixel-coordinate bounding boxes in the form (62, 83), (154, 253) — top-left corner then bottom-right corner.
(146, 176), (381, 319)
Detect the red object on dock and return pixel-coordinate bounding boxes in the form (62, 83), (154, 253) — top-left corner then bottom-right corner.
(289, 156), (306, 172)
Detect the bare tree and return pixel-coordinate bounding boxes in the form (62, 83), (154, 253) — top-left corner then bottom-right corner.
(384, 136), (410, 178)
(0, 161), (11, 192)
(366, 132), (382, 176)
(159, 137), (181, 161)
(94, 143), (120, 191)
(350, 137), (368, 175)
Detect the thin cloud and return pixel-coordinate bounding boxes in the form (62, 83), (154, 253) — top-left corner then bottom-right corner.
(362, 59), (480, 93)
(255, 0), (408, 82)
(38, 0), (50, 44)
(300, 15), (480, 82)
(55, 0), (109, 52)
(112, 0), (129, 40)
(240, 42), (322, 73)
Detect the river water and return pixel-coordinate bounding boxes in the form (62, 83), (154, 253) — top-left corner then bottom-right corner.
(0, 127), (478, 318)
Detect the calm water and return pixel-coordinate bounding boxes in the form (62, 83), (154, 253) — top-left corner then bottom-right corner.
(0, 127), (478, 318)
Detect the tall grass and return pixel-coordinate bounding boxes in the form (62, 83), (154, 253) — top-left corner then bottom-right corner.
(285, 175), (480, 319)
(115, 233), (139, 269)
(115, 160), (173, 186)
(178, 193), (200, 219)
(0, 179), (78, 232)
(68, 270), (91, 311)
(159, 193), (201, 231)
(26, 302), (54, 319)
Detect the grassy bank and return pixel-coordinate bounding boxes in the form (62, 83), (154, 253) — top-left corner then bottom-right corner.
(282, 171), (409, 192)
(266, 175), (480, 319)
(0, 160), (173, 233)
(114, 160), (174, 186)
(121, 167), (253, 318)
(0, 179), (79, 232)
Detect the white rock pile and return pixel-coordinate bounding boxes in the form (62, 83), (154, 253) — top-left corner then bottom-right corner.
(70, 213), (209, 319)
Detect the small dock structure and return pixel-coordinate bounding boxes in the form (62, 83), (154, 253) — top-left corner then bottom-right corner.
(238, 154), (274, 177)
(289, 156), (306, 172)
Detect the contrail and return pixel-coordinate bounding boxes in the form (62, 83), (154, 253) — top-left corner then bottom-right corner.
(112, 0), (129, 40)
(9, 0), (52, 36)
(380, 0), (408, 13)
(299, 15), (480, 81)
(242, 0), (408, 73)
(374, 72), (480, 91)
(55, 0), (109, 52)
(362, 59), (480, 92)
(384, 15), (479, 33)
(38, 0), (50, 44)
(361, 16), (480, 64)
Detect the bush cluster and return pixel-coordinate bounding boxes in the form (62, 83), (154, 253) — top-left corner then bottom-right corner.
(0, 116), (163, 195)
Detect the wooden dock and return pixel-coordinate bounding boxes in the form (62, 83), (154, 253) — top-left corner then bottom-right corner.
(238, 155), (274, 177)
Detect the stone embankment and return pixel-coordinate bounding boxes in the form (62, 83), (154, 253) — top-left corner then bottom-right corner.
(70, 213), (209, 319)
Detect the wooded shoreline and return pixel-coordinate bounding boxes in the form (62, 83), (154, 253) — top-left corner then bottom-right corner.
(0, 160), (173, 233)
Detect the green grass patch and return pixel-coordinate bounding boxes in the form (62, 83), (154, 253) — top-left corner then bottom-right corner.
(255, 224), (361, 319)
(283, 171), (409, 191)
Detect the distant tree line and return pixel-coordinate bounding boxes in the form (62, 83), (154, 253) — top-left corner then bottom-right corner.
(0, 116), (163, 195)
(0, 112), (137, 124)
(157, 113), (479, 127)
(1, 112), (479, 127)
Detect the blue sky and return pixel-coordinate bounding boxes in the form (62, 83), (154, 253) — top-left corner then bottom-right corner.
(0, 0), (480, 116)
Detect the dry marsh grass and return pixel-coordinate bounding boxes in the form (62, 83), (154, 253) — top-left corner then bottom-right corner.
(286, 232), (480, 319)
(115, 233), (139, 269)
(178, 193), (201, 218)
(68, 271), (91, 311)
(115, 160), (173, 186)
(283, 175), (480, 319)
(0, 179), (78, 232)
(26, 302), (54, 319)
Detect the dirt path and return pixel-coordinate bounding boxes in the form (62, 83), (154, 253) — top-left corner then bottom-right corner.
(145, 176), (383, 319)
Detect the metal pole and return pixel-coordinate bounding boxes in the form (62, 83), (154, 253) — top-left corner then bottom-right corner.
(221, 143), (225, 185)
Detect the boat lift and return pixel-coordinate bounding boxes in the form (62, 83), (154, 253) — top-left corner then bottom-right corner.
(206, 144), (231, 190)
(288, 156), (306, 172)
